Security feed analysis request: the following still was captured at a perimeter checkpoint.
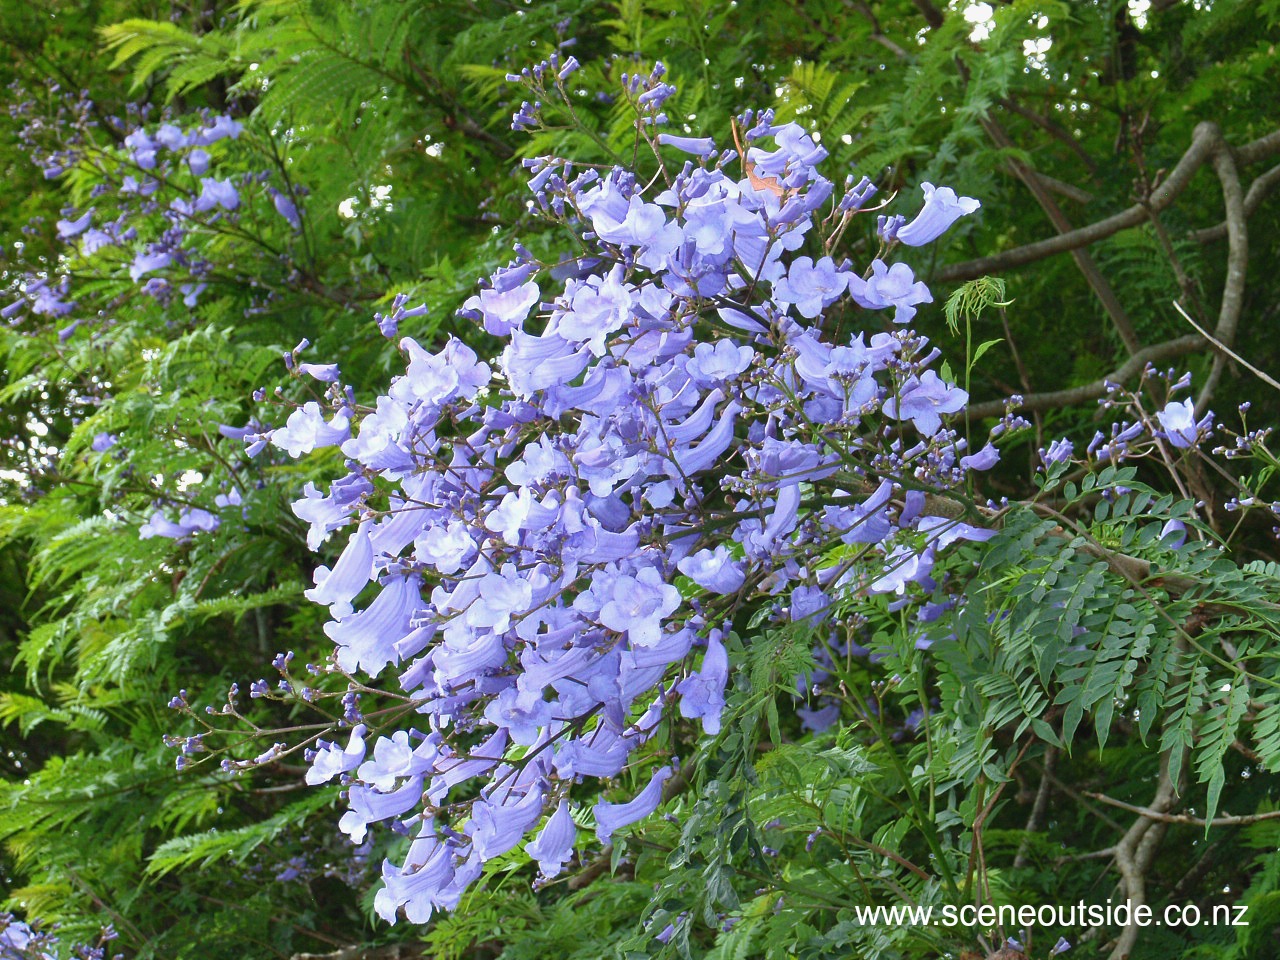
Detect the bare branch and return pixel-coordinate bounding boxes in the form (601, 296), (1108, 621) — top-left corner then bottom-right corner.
(1085, 792), (1280, 827)
(292, 946), (414, 960)
(966, 333), (1205, 419)
(1191, 162), (1280, 243)
(1108, 746), (1183, 960)
(996, 96), (1098, 173)
(1173, 302), (1280, 394)
(936, 122), (1229, 283)
(1018, 169), (1093, 204)
(911, 0), (945, 30)
(1235, 129), (1280, 166)
(981, 117), (1143, 354)
(1196, 140), (1248, 412)
(844, 0), (910, 60)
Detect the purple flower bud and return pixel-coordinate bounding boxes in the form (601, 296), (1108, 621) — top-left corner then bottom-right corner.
(299, 362), (340, 382)
(656, 134), (717, 158)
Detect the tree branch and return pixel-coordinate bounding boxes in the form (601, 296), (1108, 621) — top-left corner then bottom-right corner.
(291, 945), (413, 960)
(996, 96), (1098, 173)
(1085, 791), (1280, 827)
(1190, 162), (1280, 242)
(936, 122), (1228, 283)
(980, 118), (1142, 354)
(844, 0), (910, 60)
(966, 333), (1205, 419)
(1196, 139), (1248, 412)
(1108, 746), (1182, 960)
(911, 0), (945, 30)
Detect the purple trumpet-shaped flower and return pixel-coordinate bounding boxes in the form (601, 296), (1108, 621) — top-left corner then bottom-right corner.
(57, 209), (92, 238)
(895, 182), (980, 246)
(687, 340), (754, 385)
(1040, 438), (1073, 466)
(916, 516), (996, 549)
(270, 402), (351, 457)
(467, 785), (545, 860)
(463, 280), (541, 336)
(483, 685), (553, 745)
(340, 776), (425, 843)
(375, 827), (459, 925)
(526, 800), (577, 877)
(1160, 518), (1187, 548)
(305, 521), (373, 616)
(91, 432), (117, 452)
(848, 260), (933, 324)
(129, 249), (172, 282)
(298, 362), (340, 382)
(138, 511), (189, 540)
(594, 566), (682, 647)
(959, 442), (999, 471)
(357, 730), (441, 791)
(677, 546), (746, 595)
(139, 507), (219, 541)
(306, 724), (367, 785)
(187, 148), (211, 176)
(325, 573), (422, 676)
(1157, 398), (1213, 449)
(465, 565), (533, 634)
(193, 115), (243, 145)
(272, 190), (302, 230)
(656, 133), (717, 157)
(882, 371), (967, 436)
(594, 765), (673, 844)
(772, 256), (852, 319)
(676, 631), (729, 734)
(195, 178), (240, 213)
(870, 545), (936, 596)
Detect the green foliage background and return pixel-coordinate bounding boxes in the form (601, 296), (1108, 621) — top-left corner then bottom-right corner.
(1, 1), (1280, 958)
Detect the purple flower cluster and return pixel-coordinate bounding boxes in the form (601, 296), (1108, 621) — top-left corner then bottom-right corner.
(4, 103), (301, 334)
(0, 912), (120, 960)
(251, 95), (990, 922)
(0, 915), (54, 960)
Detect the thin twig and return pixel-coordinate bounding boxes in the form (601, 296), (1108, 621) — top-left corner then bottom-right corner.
(1085, 792), (1280, 827)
